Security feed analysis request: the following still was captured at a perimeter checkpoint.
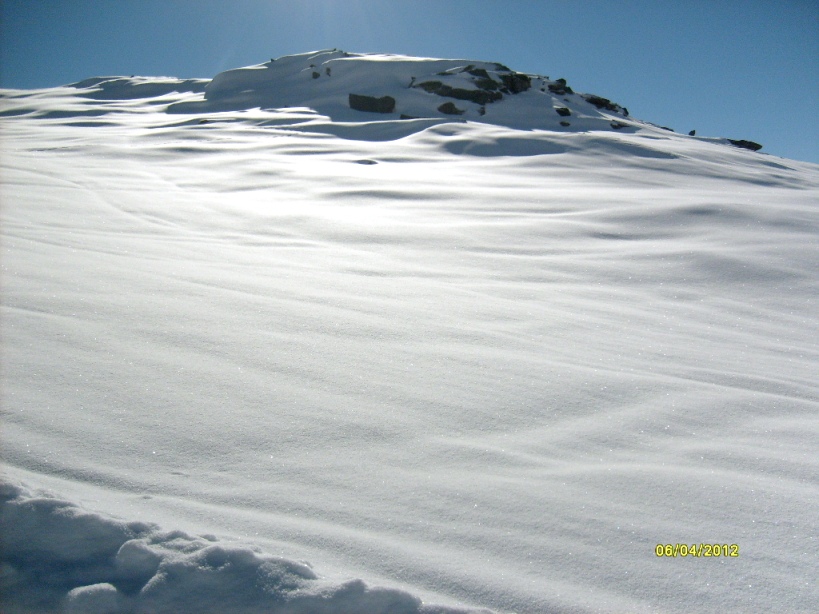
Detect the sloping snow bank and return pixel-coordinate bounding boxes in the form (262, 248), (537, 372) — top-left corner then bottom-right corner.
(0, 480), (487, 614)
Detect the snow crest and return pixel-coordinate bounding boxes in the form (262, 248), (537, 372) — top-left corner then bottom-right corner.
(0, 480), (487, 614)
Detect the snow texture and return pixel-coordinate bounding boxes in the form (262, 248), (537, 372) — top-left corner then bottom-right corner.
(1, 482), (478, 614)
(1, 50), (818, 613)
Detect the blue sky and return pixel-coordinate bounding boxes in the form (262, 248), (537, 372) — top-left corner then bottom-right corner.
(1, 0), (817, 163)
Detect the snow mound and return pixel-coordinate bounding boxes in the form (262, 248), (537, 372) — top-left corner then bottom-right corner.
(0, 481), (487, 614)
(168, 49), (632, 133)
(4, 49), (762, 151)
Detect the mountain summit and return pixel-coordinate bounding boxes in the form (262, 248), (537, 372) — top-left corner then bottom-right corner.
(187, 49), (630, 131)
(51, 49), (762, 152)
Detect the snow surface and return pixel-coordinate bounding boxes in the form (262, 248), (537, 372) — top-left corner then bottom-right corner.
(1, 50), (818, 613)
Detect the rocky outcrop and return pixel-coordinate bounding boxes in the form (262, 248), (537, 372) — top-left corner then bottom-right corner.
(548, 79), (573, 95)
(412, 65), (531, 108)
(415, 81), (502, 105)
(555, 107), (571, 117)
(348, 94), (396, 114)
(437, 102), (464, 115)
(466, 67), (491, 79)
(582, 94), (625, 114)
(499, 73), (531, 94)
(728, 139), (763, 152)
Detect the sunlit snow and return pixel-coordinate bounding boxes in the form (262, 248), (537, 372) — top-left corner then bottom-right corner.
(2, 50), (818, 614)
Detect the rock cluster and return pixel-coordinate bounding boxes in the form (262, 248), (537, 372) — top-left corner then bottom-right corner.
(348, 94), (396, 114)
(727, 139), (763, 151)
(410, 63), (532, 109)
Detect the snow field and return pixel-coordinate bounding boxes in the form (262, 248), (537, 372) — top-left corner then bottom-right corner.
(2, 51), (818, 613)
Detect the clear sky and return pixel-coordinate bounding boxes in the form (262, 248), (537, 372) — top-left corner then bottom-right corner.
(1, 0), (817, 163)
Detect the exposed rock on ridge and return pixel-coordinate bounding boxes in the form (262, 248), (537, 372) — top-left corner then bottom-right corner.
(61, 49), (763, 153)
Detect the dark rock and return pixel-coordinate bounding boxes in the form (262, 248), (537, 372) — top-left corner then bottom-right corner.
(348, 93), (396, 114)
(548, 79), (573, 95)
(416, 80), (443, 93)
(467, 67), (491, 79)
(400, 114), (420, 120)
(494, 63), (512, 72)
(449, 87), (502, 105)
(312, 72), (320, 79)
(555, 107), (571, 117)
(415, 81), (502, 105)
(438, 102), (464, 115)
(661, 126), (674, 132)
(474, 77), (500, 91)
(610, 121), (628, 130)
(499, 72), (531, 94)
(688, 130), (696, 136)
(560, 121), (571, 127)
(582, 94), (622, 112)
(325, 67), (331, 76)
(728, 139), (763, 151)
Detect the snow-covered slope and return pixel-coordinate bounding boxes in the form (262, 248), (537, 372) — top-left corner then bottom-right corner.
(1, 50), (817, 614)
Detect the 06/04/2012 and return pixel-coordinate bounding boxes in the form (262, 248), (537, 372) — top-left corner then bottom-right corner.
(655, 544), (739, 558)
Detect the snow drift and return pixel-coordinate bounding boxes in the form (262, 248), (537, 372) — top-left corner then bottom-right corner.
(1, 50), (817, 613)
(1, 481), (479, 614)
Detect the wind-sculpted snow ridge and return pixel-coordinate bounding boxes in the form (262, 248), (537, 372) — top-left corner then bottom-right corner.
(0, 480), (490, 614)
(168, 48), (632, 133)
(0, 48), (759, 150)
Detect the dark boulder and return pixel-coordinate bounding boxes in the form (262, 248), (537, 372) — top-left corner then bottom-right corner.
(415, 81), (502, 105)
(448, 87), (502, 105)
(610, 121), (628, 130)
(349, 93), (396, 114)
(728, 139), (763, 151)
(467, 67), (491, 79)
(416, 80), (444, 93)
(548, 79), (573, 95)
(438, 102), (464, 115)
(499, 72), (531, 94)
(560, 121), (571, 127)
(312, 72), (320, 79)
(555, 107), (571, 117)
(688, 130), (696, 136)
(582, 94), (622, 112)
(474, 77), (500, 91)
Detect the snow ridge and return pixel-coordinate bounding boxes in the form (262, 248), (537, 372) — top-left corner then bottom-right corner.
(1, 480), (487, 614)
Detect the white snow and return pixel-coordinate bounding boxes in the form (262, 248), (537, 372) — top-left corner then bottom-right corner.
(1, 50), (818, 613)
